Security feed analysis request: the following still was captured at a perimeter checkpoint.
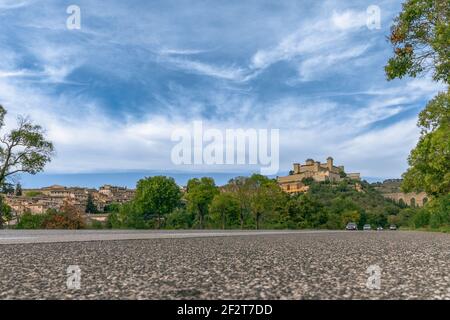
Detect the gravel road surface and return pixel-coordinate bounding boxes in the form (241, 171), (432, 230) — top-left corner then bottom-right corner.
(0, 230), (449, 299)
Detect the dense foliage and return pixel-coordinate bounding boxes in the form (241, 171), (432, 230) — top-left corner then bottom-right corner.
(385, 0), (449, 232)
(385, 0), (449, 84)
(401, 91), (450, 196)
(101, 175), (420, 230)
(16, 203), (85, 229)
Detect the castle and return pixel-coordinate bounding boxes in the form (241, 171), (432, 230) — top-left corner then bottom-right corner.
(277, 157), (360, 193)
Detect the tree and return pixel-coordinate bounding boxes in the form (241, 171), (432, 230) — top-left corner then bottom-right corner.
(0, 106), (54, 228)
(385, 1), (450, 198)
(85, 193), (98, 213)
(401, 91), (450, 196)
(134, 176), (182, 229)
(247, 174), (286, 229)
(103, 202), (121, 213)
(185, 177), (219, 229)
(42, 204), (85, 229)
(210, 192), (240, 229)
(165, 208), (195, 229)
(226, 177), (251, 229)
(385, 0), (449, 84)
(341, 210), (361, 227)
(287, 193), (325, 228)
(0, 197), (12, 226)
(1, 182), (14, 195)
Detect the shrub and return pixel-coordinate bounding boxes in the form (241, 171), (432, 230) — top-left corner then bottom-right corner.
(427, 195), (450, 228)
(412, 209), (430, 228)
(16, 212), (47, 229)
(89, 220), (104, 229)
(165, 208), (195, 229)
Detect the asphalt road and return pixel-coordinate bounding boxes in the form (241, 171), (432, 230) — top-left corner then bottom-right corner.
(0, 229), (339, 244)
(0, 230), (449, 299)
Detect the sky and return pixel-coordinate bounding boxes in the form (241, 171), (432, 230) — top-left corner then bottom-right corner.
(0, 0), (446, 188)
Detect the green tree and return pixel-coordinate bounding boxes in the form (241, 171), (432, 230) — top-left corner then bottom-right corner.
(85, 193), (98, 214)
(427, 194), (450, 228)
(385, 1), (450, 197)
(287, 193), (325, 229)
(0, 106), (54, 228)
(226, 177), (251, 229)
(210, 192), (240, 229)
(401, 91), (450, 196)
(385, 0), (449, 84)
(134, 176), (182, 229)
(103, 202), (121, 213)
(0, 197), (12, 226)
(16, 211), (47, 229)
(1, 182), (14, 195)
(247, 174), (285, 229)
(165, 208), (195, 229)
(186, 177), (219, 229)
(341, 210), (361, 226)
(412, 208), (430, 228)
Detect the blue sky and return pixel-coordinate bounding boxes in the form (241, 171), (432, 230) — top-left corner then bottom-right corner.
(0, 0), (446, 187)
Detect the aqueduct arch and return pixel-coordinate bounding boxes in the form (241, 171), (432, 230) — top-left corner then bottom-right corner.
(383, 192), (428, 207)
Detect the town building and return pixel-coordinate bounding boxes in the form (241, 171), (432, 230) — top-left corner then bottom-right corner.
(4, 185), (135, 216)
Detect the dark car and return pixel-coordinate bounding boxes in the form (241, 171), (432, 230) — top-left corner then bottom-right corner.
(346, 222), (358, 231)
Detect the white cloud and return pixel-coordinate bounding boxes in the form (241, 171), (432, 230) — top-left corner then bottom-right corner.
(0, 0), (31, 10)
(298, 44), (370, 80)
(163, 56), (248, 81)
(331, 9), (367, 30)
(249, 7), (373, 81)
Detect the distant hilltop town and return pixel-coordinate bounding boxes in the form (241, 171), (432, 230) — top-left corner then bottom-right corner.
(5, 185), (135, 215)
(277, 157), (361, 193)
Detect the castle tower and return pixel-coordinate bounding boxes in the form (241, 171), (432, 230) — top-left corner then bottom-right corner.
(327, 157), (333, 171)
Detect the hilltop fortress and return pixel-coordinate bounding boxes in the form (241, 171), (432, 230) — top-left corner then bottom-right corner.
(278, 157), (361, 193)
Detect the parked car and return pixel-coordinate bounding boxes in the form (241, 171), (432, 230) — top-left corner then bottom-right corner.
(389, 224), (397, 230)
(346, 222), (358, 231)
(376, 226), (384, 231)
(363, 224), (372, 231)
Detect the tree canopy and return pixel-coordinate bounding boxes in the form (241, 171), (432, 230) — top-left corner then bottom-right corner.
(185, 177), (219, 229)
(0, 111), (54, 185)
(385, 0), (449, 84)
(384, 0), (449, 198)
(0, 105), (54, 228)
(134, 176), (182, 228)
(401, 91), (450, 195)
